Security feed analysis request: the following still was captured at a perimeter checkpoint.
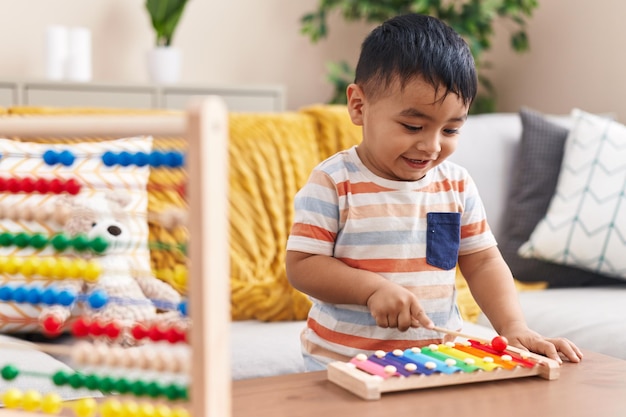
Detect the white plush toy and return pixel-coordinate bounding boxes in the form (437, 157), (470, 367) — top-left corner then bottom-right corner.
(39, 191), (185, 345)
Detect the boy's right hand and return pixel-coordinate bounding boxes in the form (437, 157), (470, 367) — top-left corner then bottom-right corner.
(366, 281), (434, 331)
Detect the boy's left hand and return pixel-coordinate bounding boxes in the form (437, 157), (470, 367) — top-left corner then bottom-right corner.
(503, 328), (583, 364)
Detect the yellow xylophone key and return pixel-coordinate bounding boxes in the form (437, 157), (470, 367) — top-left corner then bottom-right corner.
(437, 343), (501, 371)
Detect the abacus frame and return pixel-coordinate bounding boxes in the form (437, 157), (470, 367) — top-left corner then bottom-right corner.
(0, 97), (231, 417)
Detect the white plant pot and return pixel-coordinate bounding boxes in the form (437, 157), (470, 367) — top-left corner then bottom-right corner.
(147, 47), (182, 84)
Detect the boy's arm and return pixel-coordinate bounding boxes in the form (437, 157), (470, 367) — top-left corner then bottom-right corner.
(286, 250), (433, 330)
(458, 247), (582, 363)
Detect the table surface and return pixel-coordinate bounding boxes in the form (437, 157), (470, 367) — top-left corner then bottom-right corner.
(233, 350), (626, 417)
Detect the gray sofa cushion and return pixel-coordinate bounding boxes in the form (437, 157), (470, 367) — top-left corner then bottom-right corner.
(499, 107), (621, 287)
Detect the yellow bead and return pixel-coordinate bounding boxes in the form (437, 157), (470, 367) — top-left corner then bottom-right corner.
(122, 401), (141, 417)
(19, 258), (40, 277)
(67, 259), (88, 278)
(41, 392), (63, 414)
(5, 256), (23, 274)
(83, 261), (102, 283)
(172, 407), (191, 417)
(174, 266), (188, 287)
(154, 403), (173, 417)
(101, 398), (123, 417)
(2, 388), (23, 408)
(137, 402), (155, 417)
(52, 258), (72, 279)
(74, 398), (97, 417)
(36, 258), (57, 278)
(22, 390), (42, 412)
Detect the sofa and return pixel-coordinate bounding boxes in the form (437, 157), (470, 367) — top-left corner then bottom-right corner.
(0, 105), (623, 394)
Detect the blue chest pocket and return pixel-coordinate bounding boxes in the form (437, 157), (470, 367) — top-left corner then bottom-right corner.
(426, 212), (461, 270)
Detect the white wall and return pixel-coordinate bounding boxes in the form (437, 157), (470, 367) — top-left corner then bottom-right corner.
(0, 0), (625, 119)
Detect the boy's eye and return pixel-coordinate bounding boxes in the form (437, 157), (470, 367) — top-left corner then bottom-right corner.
(444, 128), (460, 135)
(401, 123), (421, 132)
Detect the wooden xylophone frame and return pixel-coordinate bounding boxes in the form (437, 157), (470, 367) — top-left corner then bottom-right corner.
(0, 97), (231, 417)
(327, 342), (561, 400)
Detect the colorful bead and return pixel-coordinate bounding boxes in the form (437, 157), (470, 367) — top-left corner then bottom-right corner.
(1, 364), (19, 380)
(74, 397), (98, 417)
(41, 392), (63, 414)
(2, 388), (23, 408)
(22, 389), (42, 412)
(491, 336), (509, 352)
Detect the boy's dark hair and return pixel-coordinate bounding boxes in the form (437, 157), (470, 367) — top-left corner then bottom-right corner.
(354, 13), (477, 105)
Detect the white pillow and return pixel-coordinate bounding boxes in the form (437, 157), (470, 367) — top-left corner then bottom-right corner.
(518, 108), (626, 280)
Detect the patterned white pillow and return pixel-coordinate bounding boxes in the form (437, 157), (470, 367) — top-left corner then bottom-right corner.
(0, 136), (153, 332)
(518, 108), (626, 280)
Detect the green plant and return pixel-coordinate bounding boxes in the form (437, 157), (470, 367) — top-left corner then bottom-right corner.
(301, 0), (538, 112)
(145, 0), (190, 47)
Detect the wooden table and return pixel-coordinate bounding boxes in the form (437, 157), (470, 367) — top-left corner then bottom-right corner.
(233, 350), (626, 417)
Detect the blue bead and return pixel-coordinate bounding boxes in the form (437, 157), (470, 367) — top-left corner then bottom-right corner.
(0, 286), (13, 301)
(26, 287), (41, 304)
(178, 300), (188, 317)
(87, 289), (109, 309)
(165, 151), (185, 168)
(43, 150), (59, 166)
(12, 286), (27, 303)
(41, 287), (59, 305)
(119, 151), (133, 167)
(102, 151), (118, 167)
(134, 152), (149, 167)
(57, 289), (76, 306)
(59, 150), (76, 166)
(148, 151), (164, 167)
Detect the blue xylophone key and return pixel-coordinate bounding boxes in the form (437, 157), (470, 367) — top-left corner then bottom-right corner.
(384, 351), (438, 376)
(402, 348), (462, 374)
(368, 355), (416, 377)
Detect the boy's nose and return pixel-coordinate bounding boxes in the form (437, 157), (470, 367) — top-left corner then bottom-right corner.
(416, 134), (441, 154)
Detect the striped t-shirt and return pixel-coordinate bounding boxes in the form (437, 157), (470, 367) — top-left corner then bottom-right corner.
(286, 146), (497, 365)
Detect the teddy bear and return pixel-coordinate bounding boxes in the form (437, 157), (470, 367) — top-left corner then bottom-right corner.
(38, 191), (186, 346)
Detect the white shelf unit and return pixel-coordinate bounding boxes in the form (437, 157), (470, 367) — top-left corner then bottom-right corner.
(0, 80), (285, 112)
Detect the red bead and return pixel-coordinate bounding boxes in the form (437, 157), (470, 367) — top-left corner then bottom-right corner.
(34, 178), (49, 193)
(104, 322), (121, 338)
(49, 179), (64, 194)
(131, 324), (148, 340)
(20, 177), (36, 193)
(7, 178), (21, 193)
(90, 320), (105, 336)
(491, 335), (509, 352)
(71, 317), (91, 337)
(165, 327), (181, 344)
(42, 315), (62, 335)
(0, 177), (7, 191)
(63, 178), (81, 195)
(148, 325), (165, 342)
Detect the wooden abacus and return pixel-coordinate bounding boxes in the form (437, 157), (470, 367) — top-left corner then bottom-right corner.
(327, 327), (561, 400)
(0, 97), (230, 416)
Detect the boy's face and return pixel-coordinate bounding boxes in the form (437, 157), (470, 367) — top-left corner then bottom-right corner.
(346, 76), (469, 182)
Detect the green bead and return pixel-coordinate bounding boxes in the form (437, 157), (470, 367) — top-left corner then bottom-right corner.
(113, 378), (131, 394)
(52, 370), (70, 386)
(51, 234), (70, 251)
(179, 243), (187, 255)
(145, 381), (163, 398)
(13, 233), (30, 248)
(68, 373), (86, 389)
(0, 232), (13, 247)
(84, 374), (101, 390)
(89, 236), (109, 253)
(164, 384), (184, 400)
(30, 233), (49, 249)
(71, 234), (90, 252)
(98, 376), (116, 392)
(1, 365), (19, 380)
(130, 380), (147, 396)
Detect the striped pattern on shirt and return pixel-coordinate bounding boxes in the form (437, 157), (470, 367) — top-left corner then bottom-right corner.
(286, 146), (497, 365)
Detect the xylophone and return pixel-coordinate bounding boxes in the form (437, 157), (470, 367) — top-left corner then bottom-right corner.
(0, 97), (230, 417)
(327, 327), (561, 400)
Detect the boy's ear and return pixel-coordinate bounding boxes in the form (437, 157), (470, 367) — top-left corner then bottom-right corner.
(346, 83), (365, 126)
